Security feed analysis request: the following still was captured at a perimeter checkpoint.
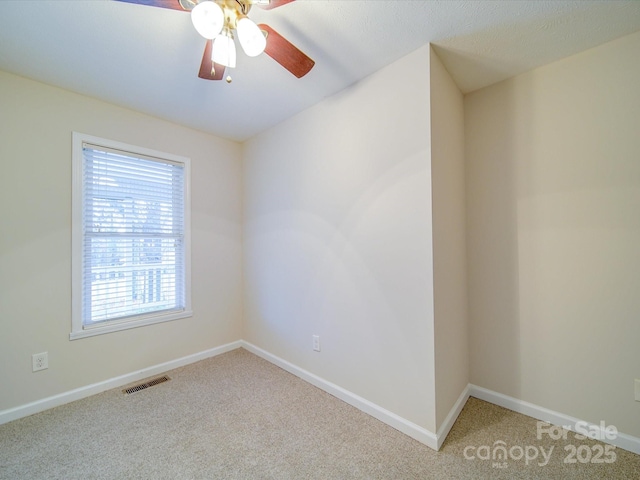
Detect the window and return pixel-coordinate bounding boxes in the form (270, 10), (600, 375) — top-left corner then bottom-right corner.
(71, 132), (191, 339)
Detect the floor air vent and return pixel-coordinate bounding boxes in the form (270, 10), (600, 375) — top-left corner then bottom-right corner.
(123, 375), (171, 395)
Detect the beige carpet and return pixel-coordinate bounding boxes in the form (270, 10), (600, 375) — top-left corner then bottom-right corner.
(1, 348), (638, 479)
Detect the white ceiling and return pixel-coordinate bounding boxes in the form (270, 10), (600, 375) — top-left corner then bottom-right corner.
(1, 0), (639, 142)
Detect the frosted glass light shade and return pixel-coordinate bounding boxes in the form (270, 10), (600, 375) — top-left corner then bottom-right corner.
(191, 1), (224, 40)
(237, 17), (266, 57)
(212, 31), (236, 68)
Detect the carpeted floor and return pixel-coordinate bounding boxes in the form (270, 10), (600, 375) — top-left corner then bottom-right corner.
(1, 348), (638, 479)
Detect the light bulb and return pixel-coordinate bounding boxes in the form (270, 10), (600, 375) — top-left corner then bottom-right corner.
(212, 30), (236, 68)
(191, 1), (224, 40)
(237, 17), (266, 57)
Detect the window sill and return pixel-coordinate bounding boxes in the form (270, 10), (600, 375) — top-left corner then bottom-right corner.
(69, 310), (193, 340)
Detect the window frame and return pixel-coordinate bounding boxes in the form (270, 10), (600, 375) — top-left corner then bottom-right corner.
(71, 132), (192, 340)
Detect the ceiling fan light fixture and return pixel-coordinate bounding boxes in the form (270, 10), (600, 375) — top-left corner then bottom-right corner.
(237, 16), (267, 57)
(212, 29), (237, 68)
(191, 1), (224, 39)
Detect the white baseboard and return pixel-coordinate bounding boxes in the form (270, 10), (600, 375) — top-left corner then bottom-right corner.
(8, 341), (635, 457)
(0, 340), (242, 426)
(469, 384), (640, 455)
(1, 339), (460, 452)
(241, 341), (441, 450)
(436, 384), (470, 449)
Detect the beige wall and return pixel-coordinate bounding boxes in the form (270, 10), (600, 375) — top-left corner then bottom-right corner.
(0, 71), (243, 411)
(430, 49), (469, 430)
(465, 31), (640, 437)
(243, 46), (438, 432)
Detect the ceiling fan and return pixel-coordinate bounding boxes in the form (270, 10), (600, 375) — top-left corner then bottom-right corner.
(115, 0), (314, 82)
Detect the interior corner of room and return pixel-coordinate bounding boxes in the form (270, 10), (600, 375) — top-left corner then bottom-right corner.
(1, 4), (639, 458)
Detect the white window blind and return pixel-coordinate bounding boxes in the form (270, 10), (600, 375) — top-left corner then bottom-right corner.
(72, 133), (191, 339)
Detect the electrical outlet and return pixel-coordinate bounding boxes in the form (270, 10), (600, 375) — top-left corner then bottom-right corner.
(635, 379), (640, 402)
(312, 335), (320, 352)
(32, 352), (48, 372)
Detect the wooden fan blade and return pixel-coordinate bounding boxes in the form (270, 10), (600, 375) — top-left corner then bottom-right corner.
(113, 0), (189, 12)
(198, 40), (225, 80)
(258, 24), (314, 78)
(257, 0), (296, 10)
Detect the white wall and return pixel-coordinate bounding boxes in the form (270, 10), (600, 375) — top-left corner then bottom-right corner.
(429, 49), (468, 430)
(0, 71), (243, 412)
(243, 46), (438, 432)
(465, 31), (640, 437)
